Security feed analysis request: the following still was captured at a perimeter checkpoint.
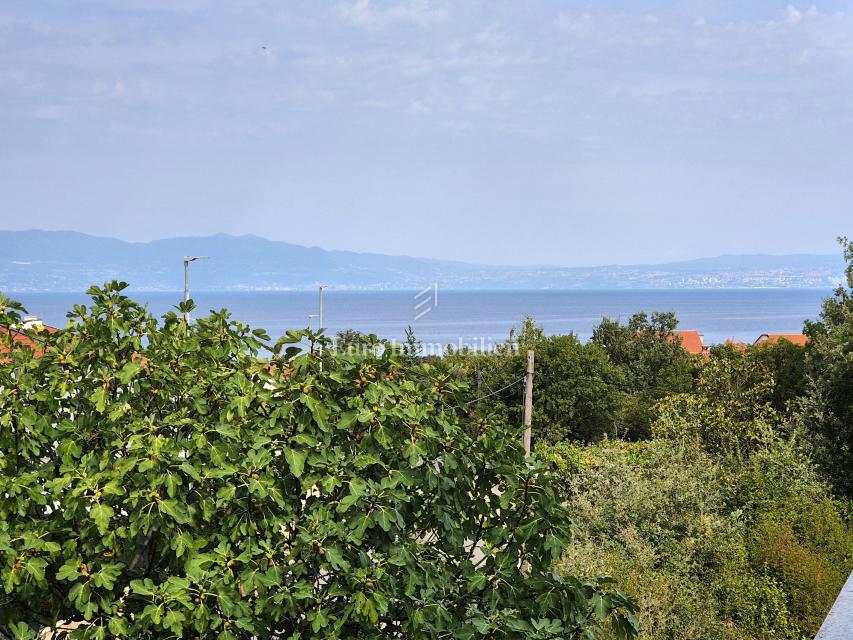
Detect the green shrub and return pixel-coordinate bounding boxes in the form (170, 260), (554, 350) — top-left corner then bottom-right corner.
(555, 435), (850, 640)
(0, 284), (638, 640)
(725, 435), (828, 516)
(749, 515), (845, 634)
(800, 237), (853, 496)
(560, 539), (730, 640)
(711, 545), (797, 640)
(566, 440), (731, 573)
(652, 355), (781, 456)
(557, 440), (743, 639)
(535, 441), (586, 484)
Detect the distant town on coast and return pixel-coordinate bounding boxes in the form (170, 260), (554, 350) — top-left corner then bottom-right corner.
(0, 230), (845, 293)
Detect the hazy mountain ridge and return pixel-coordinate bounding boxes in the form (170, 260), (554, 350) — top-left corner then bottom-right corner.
(0, 230), (844, 292)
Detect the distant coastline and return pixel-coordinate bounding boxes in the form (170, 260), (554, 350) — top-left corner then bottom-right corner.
(0, 230), (844, 293)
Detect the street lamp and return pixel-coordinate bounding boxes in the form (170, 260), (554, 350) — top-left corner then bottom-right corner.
(318, 285), (328, 331)
(183, 256), (208, 321)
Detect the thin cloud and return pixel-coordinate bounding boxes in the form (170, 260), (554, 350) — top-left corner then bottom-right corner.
(335, 0), (447, 30)
(787, 4), (804, 24)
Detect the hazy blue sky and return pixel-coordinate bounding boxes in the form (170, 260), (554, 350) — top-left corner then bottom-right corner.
(1, 1), (851, 266)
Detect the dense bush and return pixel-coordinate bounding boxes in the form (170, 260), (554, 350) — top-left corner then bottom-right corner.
(731, 443), (852, 635)
(749, 508), (849, 633)
(652, 354), (781, 455)
(551, 439), (772, 640)
(635, 345), (851, 638)
(802, 237), (853, 497)
(709, 340), (808, 414)
(545, 435), (851, 640)
(430, 285), (851, 639)
(0, 283), (638, 639)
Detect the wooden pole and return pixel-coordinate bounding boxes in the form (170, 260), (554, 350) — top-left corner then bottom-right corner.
(522, 349), (534, 456)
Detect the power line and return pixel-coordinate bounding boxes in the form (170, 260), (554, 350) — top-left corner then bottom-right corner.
(403, 368), (525, 412)
(463, 377), (524, 406)
(455, 377), (525, 410)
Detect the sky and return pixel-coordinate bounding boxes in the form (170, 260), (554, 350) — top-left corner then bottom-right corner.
(1, 1), (852, 267)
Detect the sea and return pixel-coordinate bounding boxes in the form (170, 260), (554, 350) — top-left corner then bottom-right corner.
(9, 289), (831, 352)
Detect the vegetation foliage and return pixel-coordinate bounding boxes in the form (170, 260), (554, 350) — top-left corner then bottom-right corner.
(0, 283), (637, 639)
(2, 237), (852, 639)
(432, 238), (853, 639)
(802, 236), (853, 496)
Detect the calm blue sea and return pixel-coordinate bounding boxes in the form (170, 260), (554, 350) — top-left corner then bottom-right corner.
(8, 289), (831, 350)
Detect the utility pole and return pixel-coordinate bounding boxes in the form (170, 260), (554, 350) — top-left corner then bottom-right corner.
(183, 256), (208, 322)
(522, 349), (534, 456)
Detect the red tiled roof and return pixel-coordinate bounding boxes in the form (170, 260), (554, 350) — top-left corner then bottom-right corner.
(754, 333), (809, 347)
(1, 326), (154, 371)
(673, 330), (708, 357)
(0, 324), (58, 358)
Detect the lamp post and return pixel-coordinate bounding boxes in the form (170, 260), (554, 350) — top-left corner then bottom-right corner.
(318, 285), (327, 330)
(183, 256), (208, 322)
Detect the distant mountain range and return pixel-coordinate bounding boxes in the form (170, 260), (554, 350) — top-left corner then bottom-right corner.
(0, 230), (845, 292)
